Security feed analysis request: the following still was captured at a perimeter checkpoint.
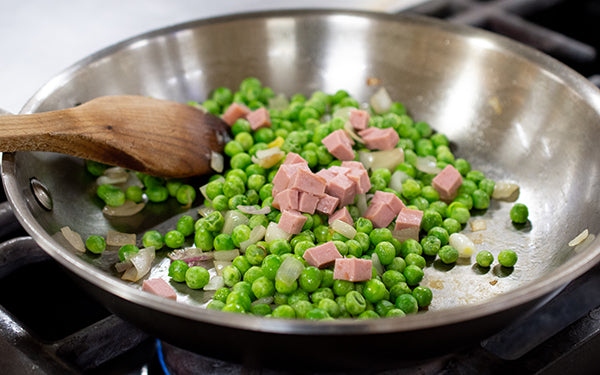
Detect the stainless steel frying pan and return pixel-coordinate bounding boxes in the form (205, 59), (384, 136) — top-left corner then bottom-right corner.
(2, 10), (600, 369)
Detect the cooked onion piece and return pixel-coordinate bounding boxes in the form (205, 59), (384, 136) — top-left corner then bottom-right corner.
(449, 233), (476, 258)
(492, 182), (520, 202)
(470, 219), (487, 232)
(121, 246), (155, 282)
(210, 151), (224, 173)
(331, 219), (356, 240)
(370, 87), (392, 114)
(222, 210), (250, 235)
(213, 249), (240, 262)
(237, 205), (270, 215)
(275, 256), (304, 287)
(569, 229), (589, 247)
(239, 225), (266, 252)
(60, 226), (85, 253)
(265, 222), (292, 242)
(106, 230), (136, 247)
(204, 275), (225, 291)
(103, 200), (146, 217)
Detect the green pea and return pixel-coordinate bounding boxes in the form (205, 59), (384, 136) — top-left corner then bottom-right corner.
(212, 195), (229, 211)
(164, 230), (185, 249)
(185, 266), (210, 289)
(381, 270), (405, 289)
(345, 291), (367, 316)
(85, 160), (110, 176)
(438, 245), (459, 264)
(428, 226), (450, 246)
(375, 300), (395, 317)
(168, 260), (189, 282)
(387, 257), (407, 273)
(395, 293), (419, 314)
(261, 254), (282, 280)
(466, 170), (485, 185)
(298, 266), (322, 292)
(251, 276), (275, 299)
(251, 303), (272, 316)
(213, 287), (230, 303)
(228, 194), (248, 210)
(478, 178), (496, 196)
(510, 203), (529, 224)
(332, 279), (354, 296)
(243, 266), (264, 284)
(421, 209), (443, 232)
(207, 300), (225, 310)
(311, 287), (335, 305)
(346, 239), (363, 258)
(85, 235), (106, 254)
(231, 225), (251, 248)
(245, 244), (266, 265)
(471, 189), (490, 210)
(476, 250), (494, 268)
(374, 241), (395, 265)
(222, 303), (246, 313)
(226, 290), (251, 311)
(231, 118), (251, 135)
(290, 300), (312, 319)
(175, 215), (194, 237)
(405, 253), (426, 269)
(369, 228), (393, 247)
(145, 185), (169, 203)
(403, 264), (424, 286)
(498, 249), (518, 267)
(232, 255), (251, 275)
(354, 217), (373, 234)
(223, 265), (242, 287)
(118, 244), (139, 262)
(442, 218), (461, 235)
(194, 229), (214, 251)
(449, 205), (470, 224)
(386, 308), (406, 317)
(318, 298), (341, 318)
(271, 305), (295, 319)
(429, 200), (448, 218)
(97, 184), (125, 207)
(174, 184), (196, 206)
(294, 240), (315, 257)
(400, 239), (422, 257)
(125, 185), (144, 203)
(275, 278), (298, 294)
(389, 282), (412, 302)
(363, 279), (387, 303)
(354, 232), (370, 252)
(142, 230), (164, 250)
(213, 233), (234, 251)
(268, 239), (292, 256)
(454, 194), (473, 210)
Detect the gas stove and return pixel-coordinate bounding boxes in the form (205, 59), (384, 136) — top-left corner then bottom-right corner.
(1, 1), (599, 374)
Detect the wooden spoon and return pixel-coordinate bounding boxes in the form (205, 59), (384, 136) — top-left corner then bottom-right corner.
(0, 95), (231, 178)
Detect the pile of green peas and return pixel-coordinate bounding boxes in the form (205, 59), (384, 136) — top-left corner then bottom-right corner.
(84, 77), (527, 319)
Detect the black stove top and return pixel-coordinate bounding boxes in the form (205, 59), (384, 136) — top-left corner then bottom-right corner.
(1, 0), (600, 374)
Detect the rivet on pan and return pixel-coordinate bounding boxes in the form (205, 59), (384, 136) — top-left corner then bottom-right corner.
(30, 178), (53, 211)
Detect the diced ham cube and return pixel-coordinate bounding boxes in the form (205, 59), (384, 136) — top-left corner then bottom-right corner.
(325, 174), (357, 207)
(142, 278), (177, 300)
(316, 194), (339, 215)
(315, 168), (337, 181)
(283, 152), (308, 165)
(363, 202), (396, 229)
(393, 207), (424, 242)
(328, 207), (354, 225)
(221, 102), (250, 126)
(358, 127), (399, 150)
(298, 192), (320, 214)
(303, 241), (343, 269)
(321, 129), (355, 161)
(333, 258), (372, 282)
(349, 109), (370, 130)
(341, 161), (371, 194)
(288, 168), (327, 196)
(271, 164), (297, 192)
(432, 165), (463, 202)
(327, 166), (352, 176)
(371, 191), (405, 215)
(340, 161), (366, 171)
(273, 189), (299, 211)
(277, 210), (307, 235)
(246, 107), (271, 130)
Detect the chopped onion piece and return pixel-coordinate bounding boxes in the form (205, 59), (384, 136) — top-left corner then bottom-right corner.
(213, 249), (240, 261)
(370, 148), (405, 171)
(370, 87), (392, 114)
(371, 253), (384, 277)
(358, 151), (374, 170)
(343, 120), (364, 144)
(416, 156), (441, 174)
(204, 275), (224, 291)
(97, 174), (128, 186)
(114, 260), (132, 273)
(492, 182), (520, 202)
(569, 229), (589, 247)
(268, 93), (289, 111)
(389, 170), (410, 192)
(275, 256), (304, 287)
(265, 222), (292, 242)
(237, 205), (270, 215)
(103, 200), (146, 217)
(222, 210), (250, 235)
(356, 194), (368, 216)
(240, 225), (266, 252)
(331, 219), (356, 240)
(199, 177), (224, 202)
(168, 247), (209, 261)
(106, 230), (137, 247)
(213, 261), (231, 276)
(121, 246), (155, 282)
(198, 206), (216, 218)
(470, 219), (487, 232)
(60, 226), (85, 253)
(332, 106), (354, 121)
(252, 147), (285, 168)
(449, 233), (476, 258)
(252, 297), (274, 306)
(210, 151), (224, 173)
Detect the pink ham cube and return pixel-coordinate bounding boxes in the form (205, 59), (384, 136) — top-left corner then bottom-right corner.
(371, 191), (405, 215)
(349, 109), (370, 130)
(327, 166), (352, 176)
(328, 206), (354, 225)
(288, 168), (327, 196)
(333, 258), (372, 282)
(341, 161), (371, 194)
(316, 194), (339, 215)
(432, 165), (463, 202)
(321, 129), (355, 161)
(316, 168), (337, 181)
(358, 127), (399, 150)
(393, 207), (424, 242)
(221, 102), (250, 126)
(283, 152), (308, 165)
(363, 202), (396, 229)
(303, 241), (343, 269)
(246, 107), (271, 130)
(277, 210), (307, 234)
(273, 189), (299, 211)
(325, 174), (357, 207)
(298, 192), (320, 214)
(142, 278), (177, 300)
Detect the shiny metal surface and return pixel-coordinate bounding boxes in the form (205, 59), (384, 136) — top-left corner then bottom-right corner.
(2, 10), (600, 341)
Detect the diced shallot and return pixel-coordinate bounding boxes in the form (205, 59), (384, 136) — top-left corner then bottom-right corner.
(343, 120), (365, 144)
(210, 151), (224, 173)
(359, 148), (404, 171)
(371, 253), (384, 277)
(213, 249), (240, 261)
(470, 219), (487, 232)
(114, 260), (132, 273)
(492, 182), (520, 201)
(106, 230), (137, 247)
(237, 205), (271, 215)
(356, 194), (368, 216)
(416, 156), (441, 174)
(389, 170), (410, 192)
(370, 87), (392, 114)
(275, 256), (304, 287)
(331, 219), (356, 240)
(103, 200), (146, 217)
(60, 226), (85, 253)
(214, 261), (232, 276)
(121, 246), (155, 282)
(204, 275), (225, 291)
(198, 206), (216, 218)
(265, 222), (292, 242)
(569, 229), (589, 247)
(449, 233), (476, 258)
(251, 147), (285, 168)
(239, 225), (266, 252)
(252, 297), (274, 306)
(222, 210), (250, 235)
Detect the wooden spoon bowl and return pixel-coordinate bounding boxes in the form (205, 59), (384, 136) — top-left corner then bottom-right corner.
(0, 95), (230, 178)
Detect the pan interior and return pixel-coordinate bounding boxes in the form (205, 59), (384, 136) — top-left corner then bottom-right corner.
(4, 11), (600, 324)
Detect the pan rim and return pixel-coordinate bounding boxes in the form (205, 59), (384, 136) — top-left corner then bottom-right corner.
(3, 8), (600, 335)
